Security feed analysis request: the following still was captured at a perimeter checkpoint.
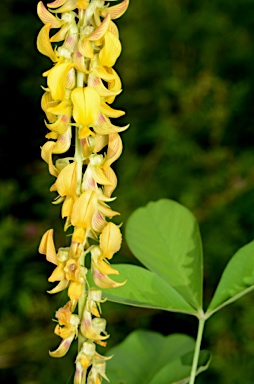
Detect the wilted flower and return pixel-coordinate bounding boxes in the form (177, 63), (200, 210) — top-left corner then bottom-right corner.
(49, 301), (80, 357)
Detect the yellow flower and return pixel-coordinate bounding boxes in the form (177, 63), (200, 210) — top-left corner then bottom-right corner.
(47, 0), (77, 13)
(50, 161), (78, 229)
(71, 87), (101, 138)
(47, 62), (75, 101)
(71, 190), (98, 229)
(86, 288), (106, 317)
(37, 1), (63, 28)
(39, 230), (87, 300)
(83, 154), (113, 188)
(99, 31), (121, 67)
(37, 0), (130, 377)
(39, 228), (57, 263)
(99, 0), (129, 20)
(92, 263), (125, 289)
(88, 223), (126, 288)
(87, 359), (109, 384)
(94, 113), (129, 136)
(74, 341), (111, 384)
(80, 308), (109, 345)
(75, 341), (96, 384)
(49, 301), (80, 358)
(49, 254), (87, 301)
(41, 128), (72, 176)
(37, 23), (58, 62)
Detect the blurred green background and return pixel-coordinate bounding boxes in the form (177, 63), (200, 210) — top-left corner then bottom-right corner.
(1, 0), (254, 382)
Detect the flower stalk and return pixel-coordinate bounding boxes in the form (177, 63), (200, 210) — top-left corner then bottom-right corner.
(37, 0), (129, 382)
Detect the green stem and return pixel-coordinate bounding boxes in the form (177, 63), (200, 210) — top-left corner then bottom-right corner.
(78, 251), (86, 350)
(75, 67), (86, 384)
(189, 316), (205, 384)
(75, 126), (83, 195)
(77, 71), (84, 88)
(75, 70), (84, 194)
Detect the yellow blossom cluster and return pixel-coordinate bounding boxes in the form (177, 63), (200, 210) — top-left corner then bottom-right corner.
(36, 0), (129, 382)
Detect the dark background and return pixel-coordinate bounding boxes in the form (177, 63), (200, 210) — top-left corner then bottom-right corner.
(1, 0), (254, 382)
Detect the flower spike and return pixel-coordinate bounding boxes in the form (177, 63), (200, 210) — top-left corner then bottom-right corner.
(37, 0), (129, 382)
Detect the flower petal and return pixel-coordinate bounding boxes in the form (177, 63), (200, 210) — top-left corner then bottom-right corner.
(81, 310), (109, 342)
(89, 165), (113, 186)
(87, 14), (110, 41)
(53, 128), (72, 154)
(99, 31), (121, 67)
(92, 265), (126, 289)
(101, 0), (129, 20)
(39, 229), (58, 264)
(48, 263), (65, 282)
(48, 0), (76, 12)
(50, 23), (70, 42)
(41, 140), (58, 176)
(92, 212), (107, 232)
(76, 0), (89, 9)
(37, 1), (62, 28)
(47, 99), (72, 115)
(105, 68), (122, 104)
(73, 50), (90, 73)
(72, 227), (86, 243)
(41, 91), (59, 122)
(68, 281), (84, 300)
(108, 20), (119, 38)
(47, 62), (75, 100)
(103, 167), (117, 197)
(47, 279), (69, 294)
(79, 38), (94, 59)
(103, 133), (123, 169)
(37, 23), (58, 62)
(71, 87), (101, 125)
(47, 0), (66, 8)
(92, 257), (119, 276)
(71, 191), (97, 229)
(45, 114), (70, 134)
(100, 222), (122, 259)
(74, 361), (86, 384)
(94, 113), (129, 135)
(62, 196), (75, 218)
(88, 74), (121, 97)
(100, 102), (125, 118)
(94, 134), (108, 152)
(54, 161), (77, 197)
(49, 335), (74, 358)
(98, 202), (119, 218)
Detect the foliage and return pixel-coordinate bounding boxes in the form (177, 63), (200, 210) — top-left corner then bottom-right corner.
(105, 330), (211, 384)
(101, 199), (254, 382)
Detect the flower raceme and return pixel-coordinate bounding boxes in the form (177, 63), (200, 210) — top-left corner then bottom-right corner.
(37, 0), (129, 382)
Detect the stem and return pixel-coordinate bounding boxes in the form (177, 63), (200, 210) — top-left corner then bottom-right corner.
(78, 252), (86, 350)
(189, 317), (205, 384)
(75, 65), (86, 384)
(75, 70), (84, 194)
(77, 71), (84, 88)
(75, 127), (83, 195)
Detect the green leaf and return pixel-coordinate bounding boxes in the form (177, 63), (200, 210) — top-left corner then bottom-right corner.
(125, 199), (203, 310)
(98, 264), (197, 315)
(104, 330), (211, 384)
(150, 350), (211, 384)
(207, 240), (254, 316)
